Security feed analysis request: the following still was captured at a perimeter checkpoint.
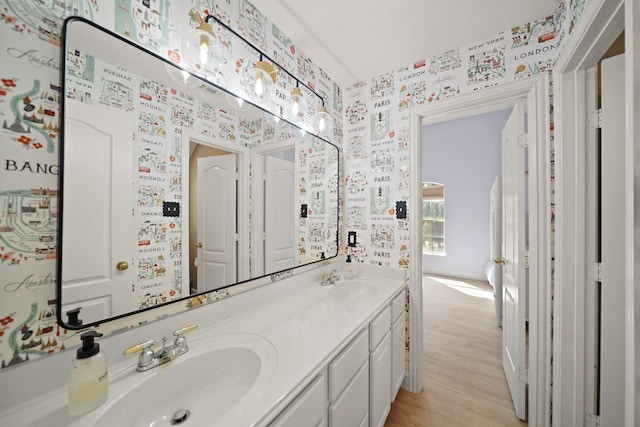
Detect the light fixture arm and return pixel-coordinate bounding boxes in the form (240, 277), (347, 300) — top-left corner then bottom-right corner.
(204, 14), (326, 107)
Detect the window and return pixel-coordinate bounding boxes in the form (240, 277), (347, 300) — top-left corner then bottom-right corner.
(422, 182), (445, 254)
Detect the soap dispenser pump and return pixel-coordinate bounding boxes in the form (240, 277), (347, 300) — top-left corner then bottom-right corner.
(344, 254), (354, 279)
(68, 331), (108, 416)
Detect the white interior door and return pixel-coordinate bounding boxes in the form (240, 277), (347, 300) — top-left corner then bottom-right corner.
(501, 101), (528, 420)
(599, 52), (626, 426)
(61, 100), (134, 325)
(490, 176), (503, 326)
(263, 155), (296, 272)
(196, 154), (237, 292)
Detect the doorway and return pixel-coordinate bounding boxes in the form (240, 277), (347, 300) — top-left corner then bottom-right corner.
(182, 132), (250, 296)
(551, 1), (631, 424)
(409, 75), (550, 425)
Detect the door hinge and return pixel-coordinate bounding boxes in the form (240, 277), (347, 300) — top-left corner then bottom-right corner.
(518, 134), (528, 148)
(521, 250), (529, 268)
(519, 368), (529, 384)
(588, 262), (603, 282)
(588, 108), (603, 129)
(586, 414), (601, 427)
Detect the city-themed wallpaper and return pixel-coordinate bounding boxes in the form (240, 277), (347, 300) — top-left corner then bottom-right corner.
(296, 133), (339, 261)
(554, 0), (590, 56)
(0, 0), (340, 370)
(0, 0), (591, 375)
(343, 13), (558, 268)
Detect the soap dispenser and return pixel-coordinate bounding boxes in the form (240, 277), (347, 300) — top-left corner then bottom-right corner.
(68, 331), (108, 416)
(344, 254), (354, 279)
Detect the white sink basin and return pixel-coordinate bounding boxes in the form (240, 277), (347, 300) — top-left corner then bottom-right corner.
(93, 332), (277, 427)
(328, 279), (378, 299)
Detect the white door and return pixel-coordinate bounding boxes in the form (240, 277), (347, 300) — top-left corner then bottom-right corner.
(599, 53), (626, 426)
(196, 154), (237, 292)
(490, 176), (503, 326)
(263, 155), (296, 273)
(61, 100), (134, 325)
(501, 101), (528, 420)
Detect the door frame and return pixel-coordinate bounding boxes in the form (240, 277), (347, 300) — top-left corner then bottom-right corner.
(409, 75), (550, 426)
(182, 131), (251, 288)
(552, 0), (639, 425)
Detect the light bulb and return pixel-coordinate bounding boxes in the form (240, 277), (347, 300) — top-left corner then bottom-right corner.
(199, 37), (209, 66)
(254, 75), (264, 98)
(181, 14), (221, 73)
(318, 116), (327, 131)
(241, 61), (276, 103)
(287, 87), (308, 124)
(311, 105), (332, 136)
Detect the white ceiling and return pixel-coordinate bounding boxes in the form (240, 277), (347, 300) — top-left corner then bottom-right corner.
(249, 0), (557, 87)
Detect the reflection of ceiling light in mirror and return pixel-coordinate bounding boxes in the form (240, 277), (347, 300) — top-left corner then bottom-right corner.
(242, 61), (276, 103)
(287, 87), (308, 125)
(310, 105), (333, 137)
(225, 93), (250, 111)
(164, 63), (200, 88)
(264, 111), (281, 126)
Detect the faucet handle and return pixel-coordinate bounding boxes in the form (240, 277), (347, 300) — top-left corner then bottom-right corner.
(173, 324), (197, 351)
(172, 324), (198, 337)
(123, 339), (155, 356)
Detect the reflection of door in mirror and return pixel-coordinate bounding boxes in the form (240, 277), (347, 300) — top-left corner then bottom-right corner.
(188, 142), (238, 294)
(61, 100), (135, 325)
(261, 149), (296, 275)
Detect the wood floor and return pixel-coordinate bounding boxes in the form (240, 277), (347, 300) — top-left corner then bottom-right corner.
(384, 275), (527, 427)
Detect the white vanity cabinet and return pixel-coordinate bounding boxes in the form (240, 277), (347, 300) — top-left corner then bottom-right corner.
(267, 280), (406, 427)
(329, 329), (370, 426)
(269, 369), (328, 427)
(370, 288), (406, 427)
(390, 289), (406, 400)
(369, 305), (392, 427)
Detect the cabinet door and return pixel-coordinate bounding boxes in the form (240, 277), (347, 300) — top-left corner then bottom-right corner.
(391, 313), (405, 401)
(370, 332), (391, 427)
(329, 360), (369, 427)
(270, 372), (327, 427)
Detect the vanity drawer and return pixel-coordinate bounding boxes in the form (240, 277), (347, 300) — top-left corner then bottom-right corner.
(329, 359), (369, 427)
(328, 329), (368, 401)
(269, 370), (328, 427)
(369, 305), (391, 351)
(391, 289), (405, 322)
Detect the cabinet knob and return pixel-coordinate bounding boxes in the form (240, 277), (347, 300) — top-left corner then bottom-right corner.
(116, 261), (129, 271)
(195, 242), (203, 248)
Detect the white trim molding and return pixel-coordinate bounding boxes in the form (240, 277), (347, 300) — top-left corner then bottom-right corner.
(552, 0), (631, 425)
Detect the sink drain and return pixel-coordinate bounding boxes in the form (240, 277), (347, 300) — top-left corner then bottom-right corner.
(171, 409), (191, 425)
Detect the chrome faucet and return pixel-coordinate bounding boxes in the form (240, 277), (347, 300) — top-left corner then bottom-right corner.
(124, 324), (198, 372)
(320, 269), (340, 286)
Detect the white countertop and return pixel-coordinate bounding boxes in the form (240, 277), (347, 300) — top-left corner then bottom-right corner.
(0, 263), (405, 427)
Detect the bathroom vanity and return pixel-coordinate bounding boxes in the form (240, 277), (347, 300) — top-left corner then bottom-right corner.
(0, 263), (406, 427)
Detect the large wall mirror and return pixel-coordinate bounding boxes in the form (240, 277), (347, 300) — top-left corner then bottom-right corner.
(57, 18), (339, 329)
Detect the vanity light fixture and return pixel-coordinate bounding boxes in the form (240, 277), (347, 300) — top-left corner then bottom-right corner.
(242, 57), (277, 103)
(287, 86), (308, 125)
(310, 105), (333, 136)
(181, 13), (221, 72)
(184, 13), (332, 138)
